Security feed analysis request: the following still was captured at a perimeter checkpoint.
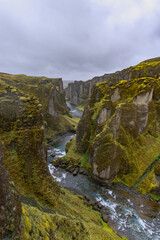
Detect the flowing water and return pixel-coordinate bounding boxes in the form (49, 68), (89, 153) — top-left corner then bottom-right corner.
(66, 102), (83, 118)
(48, 103), (160, 240)
(48, 133), (75, 162)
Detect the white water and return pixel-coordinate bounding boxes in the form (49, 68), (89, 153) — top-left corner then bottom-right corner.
(48, 162), (160, 240)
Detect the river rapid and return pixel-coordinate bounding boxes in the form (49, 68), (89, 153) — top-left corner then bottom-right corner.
(48, 103), (160, 240)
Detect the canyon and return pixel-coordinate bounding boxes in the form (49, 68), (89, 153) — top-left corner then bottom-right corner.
(1, 57), (160, 239)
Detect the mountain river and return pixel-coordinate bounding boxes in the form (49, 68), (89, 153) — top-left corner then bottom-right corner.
(48, 103), (160, 240)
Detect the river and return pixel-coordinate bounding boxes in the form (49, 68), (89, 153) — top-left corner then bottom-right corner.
(66, 101), (83, 118)
(48, 103), (160, 240)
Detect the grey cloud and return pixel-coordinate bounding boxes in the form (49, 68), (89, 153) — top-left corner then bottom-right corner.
(0, 0), (160, 80)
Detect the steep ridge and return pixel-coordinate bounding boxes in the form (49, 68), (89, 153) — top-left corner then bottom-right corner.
(74, 58), (160, 199)
(0, 73), (76, 136)
(0, 78), (61, 205)
(0, 74), (122, 239)
(65, 57), (160, 106)
(0, 141), (22, 240)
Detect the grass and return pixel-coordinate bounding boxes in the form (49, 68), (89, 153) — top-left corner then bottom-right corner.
(80, 150), (88, 168)
(76, 105), (84, 111)
(133, 154), (160, 189)
(63, 115), (80, 130)
(21, 188), (123, 240)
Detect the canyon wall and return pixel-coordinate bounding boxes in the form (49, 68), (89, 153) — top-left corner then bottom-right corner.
(0, 73), (75, 135)
(65, 57), (160, 106)
(76, 57), (160, 198)
(0, 73), (121, 240)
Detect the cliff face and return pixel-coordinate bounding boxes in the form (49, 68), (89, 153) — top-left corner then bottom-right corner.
(0, 74), (122, 240)
(0, 141), (22, 240)
(0, 73), (75, 135)
(0, 79), (61, 206)
(65, 57), (160, 106)
(76, 58), (160, 196)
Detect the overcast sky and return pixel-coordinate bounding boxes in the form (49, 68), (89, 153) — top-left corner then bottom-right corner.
(0, 0), (160, 81)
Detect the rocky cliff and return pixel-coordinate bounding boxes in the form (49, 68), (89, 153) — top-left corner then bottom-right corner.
(0, 74), (122, 239)
(0, 79), (61, 205)
(0, 141), (22, 240)
(65, 57), (160, 106)
(0, 73), (76, 135)
(76, 58), (160, 198)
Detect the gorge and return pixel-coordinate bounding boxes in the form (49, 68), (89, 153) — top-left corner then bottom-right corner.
(49, 104), (160, 240)
(1, 57), (160, 240)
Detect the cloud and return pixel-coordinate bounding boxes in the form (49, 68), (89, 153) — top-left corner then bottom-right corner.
(0, 0), (160, 80)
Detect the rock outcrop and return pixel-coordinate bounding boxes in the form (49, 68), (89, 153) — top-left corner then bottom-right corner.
(0, 73), (75, 135)
(76, 60), (160, 197)
(0, 79), (61, 206)
(0, 141), (22, 240)
(0, 74), (122, 240)
(65, 57), (160, 106)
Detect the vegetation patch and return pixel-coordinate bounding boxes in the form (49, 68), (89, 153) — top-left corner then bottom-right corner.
(21, 188), (123, 240)
(75, 61), (160, 198)
(76, 105), (84, 111)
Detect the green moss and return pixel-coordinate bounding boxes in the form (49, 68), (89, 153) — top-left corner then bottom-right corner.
(2, 127), (60, 206)
(45, 113), (77, 135)
(76, 107), (92, 154)
(63, 115), (80, 131)
(132, 154), (160, 191)
(80, 150), (88, 168)
(0, 88), (61, 207)
(0, 73), (73, 135)
(76, 105), (84, 111)
(110, 77), (157, 103)
(126, 57), (160, 80)
(53, 138), (83, 169)
(21, 188), (123, 240)
(0, 73), (124, 239)
(53, 138), (91, 172)
(114, 133), (160, 194)
(91, 102), (103, 120)
(149, 188), (160, 202)
(76, 71), (160, 197)
(96, 81), (108, 97)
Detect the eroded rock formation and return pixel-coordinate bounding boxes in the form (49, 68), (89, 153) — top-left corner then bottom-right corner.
(0, 73), (122, 240)
(0, 73), (75, 135)
(65, 57), (160, 106)
(0, 79), (61, 206)
(76, 70), (160, 196)
(0, 141), (22, 240)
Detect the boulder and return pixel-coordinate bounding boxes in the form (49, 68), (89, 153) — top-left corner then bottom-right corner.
(73, 167), (79, 176)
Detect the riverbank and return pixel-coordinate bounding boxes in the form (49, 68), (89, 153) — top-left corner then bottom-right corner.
(48, 131), (160, 240)
(47, 102), (160, 240)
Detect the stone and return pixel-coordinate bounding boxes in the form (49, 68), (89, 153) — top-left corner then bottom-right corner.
(68, 167), (75, 173)
(51, 153), (56, 158)
(111, 88), (121, 102)
(101, 213), (109, 223)
(132, 88), (153, 104)
(79, 167), (84, 174)
(73, 167), (79, 176)
(96, 202), (103, 209)
(98, 108), (111, 125)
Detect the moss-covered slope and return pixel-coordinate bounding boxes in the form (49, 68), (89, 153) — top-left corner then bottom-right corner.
(76, 73), (160, 196)
(65, 57), (160, 106)
(0, 73), (76, 135)
(0, 81), (61, 206)
(0, 76), (122, 239)
(0, 141), (22, 240)
(21, 188), (124, 240)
